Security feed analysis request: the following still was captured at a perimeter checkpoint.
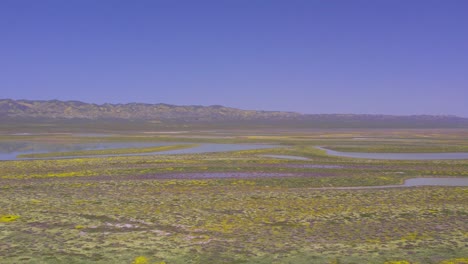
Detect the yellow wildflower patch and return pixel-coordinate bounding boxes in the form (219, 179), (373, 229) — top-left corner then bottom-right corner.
(132, 256), (149, 264)
(440, 258), (468, 264)
(0, 215), (20, 222)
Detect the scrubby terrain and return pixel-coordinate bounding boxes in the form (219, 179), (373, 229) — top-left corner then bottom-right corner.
(0, 129), (467, 263)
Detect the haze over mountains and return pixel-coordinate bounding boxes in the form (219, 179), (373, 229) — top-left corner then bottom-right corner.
(0, 99), (299, 121)
(1, 99), (467, 129)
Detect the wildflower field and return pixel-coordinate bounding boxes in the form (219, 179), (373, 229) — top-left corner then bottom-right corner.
(0, 129), (467, 263)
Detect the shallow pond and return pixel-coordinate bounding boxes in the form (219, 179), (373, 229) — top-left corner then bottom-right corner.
(403, 177), (468, 187)
(317, 147), (468, 160)
(261, 154), (311, 161)
(0, 141), (276, 160)
(0, 142), (171, 160)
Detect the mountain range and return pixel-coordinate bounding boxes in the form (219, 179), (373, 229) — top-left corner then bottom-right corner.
(1, 99), (467, 129)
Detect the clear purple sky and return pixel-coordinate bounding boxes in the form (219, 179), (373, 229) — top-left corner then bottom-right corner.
(1, 0), (467, 116)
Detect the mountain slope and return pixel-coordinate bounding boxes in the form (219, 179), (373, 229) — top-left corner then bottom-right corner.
(0, 99), (300, 121)
(1, 99), (467, 128)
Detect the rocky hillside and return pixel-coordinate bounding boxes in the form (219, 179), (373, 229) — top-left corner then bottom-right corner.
(0, 99), (300, 121)
(1, 99), (467, 128)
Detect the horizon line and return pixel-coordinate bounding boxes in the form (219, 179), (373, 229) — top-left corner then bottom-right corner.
(1, 98), (467, 119)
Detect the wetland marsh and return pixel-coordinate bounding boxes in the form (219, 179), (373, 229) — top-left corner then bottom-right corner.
(0, 141), (277, 160)
(0, 129), (467, 264)
(4, 1), (468, 263)
(317, 147), (468, 160)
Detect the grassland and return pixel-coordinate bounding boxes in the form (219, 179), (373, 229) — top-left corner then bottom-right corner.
(0, 129), (467, 263)
(17, 144), (198, 159)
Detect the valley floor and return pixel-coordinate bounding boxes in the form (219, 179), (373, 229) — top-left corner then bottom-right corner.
(0, 129), (467, 264)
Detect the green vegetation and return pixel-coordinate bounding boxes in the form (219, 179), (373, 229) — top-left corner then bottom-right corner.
(17, 144), (198, 159)
(0, 129), (466, 263)
(322, 143), (468, 153)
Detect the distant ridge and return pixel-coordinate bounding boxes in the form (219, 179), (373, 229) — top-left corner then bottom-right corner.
(1, 99), (467, 129)
(0, 99), (300, 121)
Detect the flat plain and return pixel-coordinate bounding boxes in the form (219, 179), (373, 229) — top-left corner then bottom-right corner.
(0, 128), (467, 264)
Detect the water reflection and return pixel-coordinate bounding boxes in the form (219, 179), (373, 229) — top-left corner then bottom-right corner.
(0, 142), (276, 160)
(317, 147), (468, 160)
(0, 142), (170, 160)
(404, 177), (468, 187)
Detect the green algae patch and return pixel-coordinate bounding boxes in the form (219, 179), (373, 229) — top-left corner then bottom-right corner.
(0, 215), (20, 222)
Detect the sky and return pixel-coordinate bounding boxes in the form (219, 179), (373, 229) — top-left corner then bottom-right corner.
(1, 0), (467, 116)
